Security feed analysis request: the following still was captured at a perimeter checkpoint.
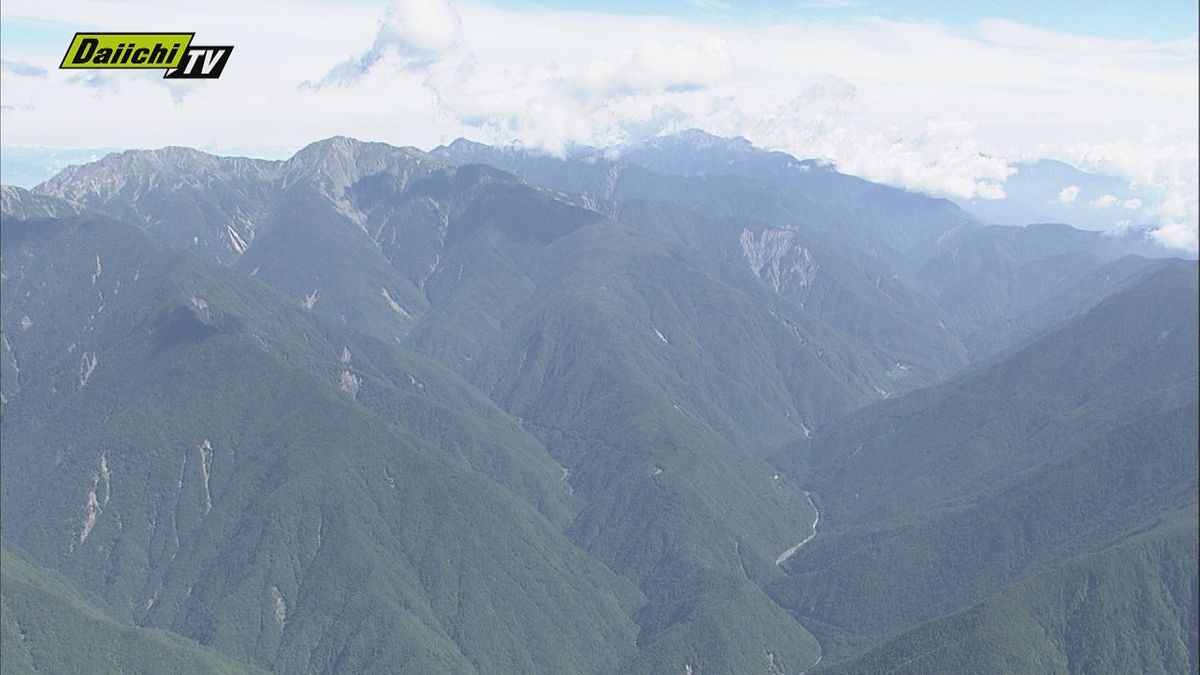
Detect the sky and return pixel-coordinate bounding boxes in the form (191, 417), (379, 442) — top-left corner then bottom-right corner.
(1, 0), (1197, 250)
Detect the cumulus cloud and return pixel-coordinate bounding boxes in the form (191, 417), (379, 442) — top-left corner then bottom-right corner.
(1150, 219), (1199, 251)
(1145, 189), (1199, 252)
(1057, 185), (1080, 203)
(298, 1), (729, 152)
(417, 53), (704, 153)
(738, 81), (1014, 200)
(1088, 193), (1145, 211)
(573, 38), (734, 101)
(1036, 127), (1199, 251)
(396, 28), (736, 153)
(304, 0), (463, 89)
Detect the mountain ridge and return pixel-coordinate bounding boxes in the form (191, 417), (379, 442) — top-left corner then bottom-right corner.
(2, 128), (1195, 674)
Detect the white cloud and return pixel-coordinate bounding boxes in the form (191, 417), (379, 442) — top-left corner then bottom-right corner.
(573, 38), (734, 101)
(1146, 189), (1199, 252)
(304, 0), (463, 88)
(410, 29), (734, 153)
(1086, 194), (1145, 211)
(736, 86), (1015, 200)
(380, 0), (463, 57)
(1151, 219), (1199, 251)
(0, 59), (46, 77)
(0, 0), (1195, 248)
(1057, 185), (1080, 203)
(1025, 127), (1198, 250)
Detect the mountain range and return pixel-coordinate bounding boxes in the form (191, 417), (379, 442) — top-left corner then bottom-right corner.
(1, 129), (1195, 674)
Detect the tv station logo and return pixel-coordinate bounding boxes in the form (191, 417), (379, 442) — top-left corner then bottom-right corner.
(59, 33), (232, 79)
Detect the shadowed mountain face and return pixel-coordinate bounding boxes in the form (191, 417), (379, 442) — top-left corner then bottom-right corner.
(3, 130), (1194, 674)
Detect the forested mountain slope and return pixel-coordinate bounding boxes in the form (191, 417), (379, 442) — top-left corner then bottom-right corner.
(2, 131), (1193, 675)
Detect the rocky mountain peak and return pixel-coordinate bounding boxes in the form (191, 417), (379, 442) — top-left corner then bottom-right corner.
(280, 136), (445, 196)
(33, 147), (278, 204)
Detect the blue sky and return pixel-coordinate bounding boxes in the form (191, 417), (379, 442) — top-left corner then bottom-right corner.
(4, 0), (1196, 51)
(1, 0), (1196, 249)
(491, 0), (1199, 41)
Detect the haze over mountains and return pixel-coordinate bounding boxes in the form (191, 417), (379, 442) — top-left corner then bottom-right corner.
(6, 139), (1182, 253)
(1, 130), (1195, 674)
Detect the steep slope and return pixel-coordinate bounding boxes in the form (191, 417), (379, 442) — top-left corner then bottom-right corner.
(397, 168), (845, 673)
(801, 261), (1197, 521)
(34, 148), (279, 263)
(26, 139), (908, 673)
(823, 514), (1199, 674)
(623, 133), (1177, 365)
(765, 262), (1199, 663)
(435, 132), (1172, 370)
(233, 137), (449, 340)
(0, 202), (575, 526)
(39, 134), (1171, 379)
(437, 130), (979, 266)
(18, 133), (1191, 674)
(612, 196), (965, 390)
(30, 140), (444, 342)
(2, 541), (266, 675)
(0, 185), (82, 221)
(434, 137), (972, 387)
(621, 129), (978, 266)
(0, 211), (641, 674)
(920, 222), (1176, 358)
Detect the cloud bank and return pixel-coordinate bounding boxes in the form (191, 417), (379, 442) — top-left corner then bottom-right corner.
(1, 0), (1196, 249)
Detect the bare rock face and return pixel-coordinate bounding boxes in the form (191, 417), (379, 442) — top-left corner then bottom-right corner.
(338, 370), (361, 399)
(78, 453), (111, 544)
(270, 585), (287, 625)
(32, 147), (278, 262)
(78, 352), (99, 387)
(739, 227), (819, 297)
(0, 185), (82, 220)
